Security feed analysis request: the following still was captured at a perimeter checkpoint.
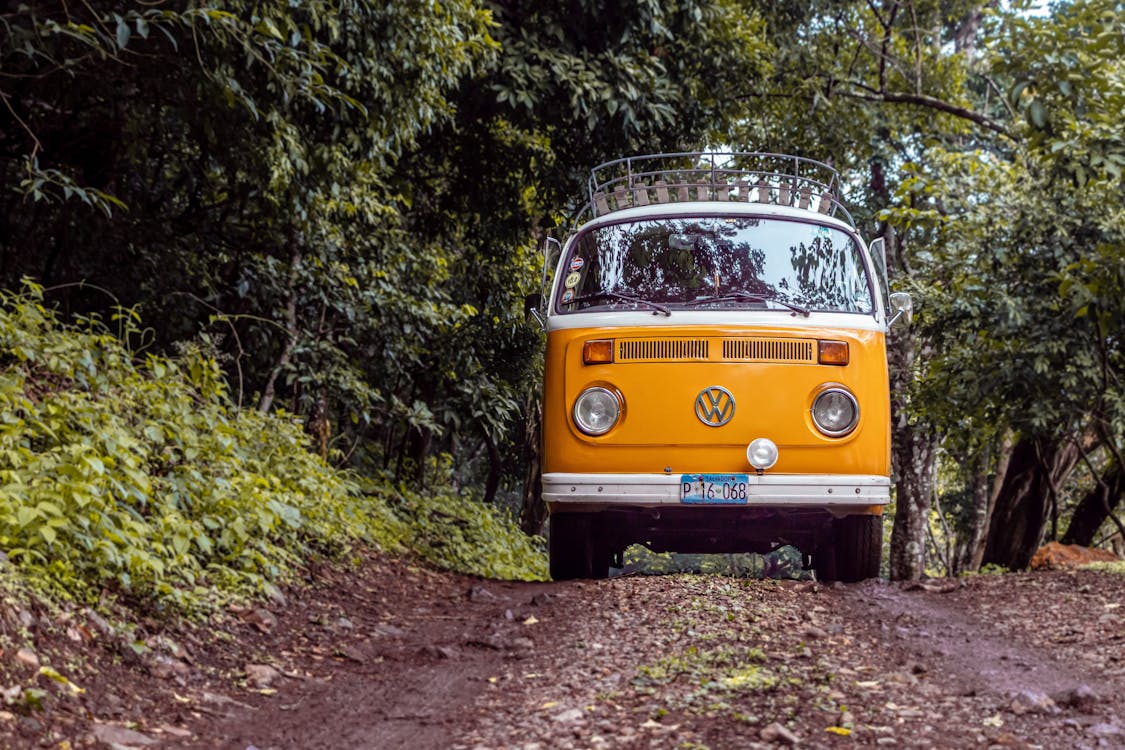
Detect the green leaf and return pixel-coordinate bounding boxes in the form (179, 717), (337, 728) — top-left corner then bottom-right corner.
(16, 506), (38, 528)
(1028, 100), (1047, 129)
(116, 17), (131, 49)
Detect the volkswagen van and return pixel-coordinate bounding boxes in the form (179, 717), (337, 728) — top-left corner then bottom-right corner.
(531, 153), (910, 581)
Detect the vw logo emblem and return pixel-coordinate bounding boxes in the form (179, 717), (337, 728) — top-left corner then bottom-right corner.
(695, 386), (736, 427)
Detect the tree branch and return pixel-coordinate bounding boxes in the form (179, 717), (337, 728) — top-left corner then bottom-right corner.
(1073, 436), (1125, 542)
(845, 85), (1011, 135)
(740, 80), (1010, 137)
(983, 74), (1017, 120)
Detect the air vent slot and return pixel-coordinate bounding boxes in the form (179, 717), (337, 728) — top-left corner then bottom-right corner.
(618, 338), (709, 362)
(723, 338), (815, 363)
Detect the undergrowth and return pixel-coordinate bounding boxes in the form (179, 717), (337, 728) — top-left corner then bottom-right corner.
(0, 283), (545, 616)
(1080, 560), (1125, 574)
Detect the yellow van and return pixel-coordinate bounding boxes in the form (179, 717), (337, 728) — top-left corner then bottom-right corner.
(531, 153), (911, 581)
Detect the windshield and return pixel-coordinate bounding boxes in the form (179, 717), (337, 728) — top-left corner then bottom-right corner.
(557, 216), (873, 315)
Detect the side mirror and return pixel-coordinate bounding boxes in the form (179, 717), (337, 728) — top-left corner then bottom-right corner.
(888, 291), (913, 327)
(524, 292), (545, 329)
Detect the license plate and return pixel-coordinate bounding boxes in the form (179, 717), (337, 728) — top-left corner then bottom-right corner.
(680, 474), (750, 504)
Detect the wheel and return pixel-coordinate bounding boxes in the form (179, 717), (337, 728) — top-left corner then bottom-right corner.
(549, 513), (610, 580)
(812, 542), (839, 583)
(816, 515), (882, 583)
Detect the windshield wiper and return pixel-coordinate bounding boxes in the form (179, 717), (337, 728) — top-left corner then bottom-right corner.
(565, 291), (671, 317)
(685, 290), (809, 317)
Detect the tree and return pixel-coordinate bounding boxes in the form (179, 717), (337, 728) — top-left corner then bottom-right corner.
(725, 0), (1125, 576)
(0, 1), (497, 429)
(0, 0), (775, 528)
(885, 0), (1125, 571)
(375, 0), (775, 519)
(727, 0), (1008, 578)
(5, 0), (1121, 569)
(1061, 461), (1124, 545)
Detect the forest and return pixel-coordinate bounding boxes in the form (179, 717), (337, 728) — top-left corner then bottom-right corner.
(1, 0), (1123, 599)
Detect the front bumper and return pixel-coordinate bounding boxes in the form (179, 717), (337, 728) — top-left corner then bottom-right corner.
(544, 472), (890, 511)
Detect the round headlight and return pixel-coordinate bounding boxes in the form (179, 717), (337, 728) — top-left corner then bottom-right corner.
(811, 388), (859, 437)
(573, 387), (621, 436)
(747, 438), (779, 470)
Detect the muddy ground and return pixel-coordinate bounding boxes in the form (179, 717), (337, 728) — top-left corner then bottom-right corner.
(1, 553), (1122, 749)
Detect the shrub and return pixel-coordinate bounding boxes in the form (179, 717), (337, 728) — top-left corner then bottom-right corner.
(0, 283), (544, 614)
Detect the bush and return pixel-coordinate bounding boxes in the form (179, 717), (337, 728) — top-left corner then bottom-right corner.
(0, 283), (544, 614)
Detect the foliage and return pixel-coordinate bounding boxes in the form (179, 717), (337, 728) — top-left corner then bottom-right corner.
(0, 0), (497, 472)
(2, 0), (1121, 581)
(386, 477), (547, 582)
(1080, 560), (1125, 575)
(377, 0), (774, 506)
(727, 0), (1125, 576)
(878, 1), (1125, 570)
(0, 0), (774, 530)
(0, 286), (543, 613)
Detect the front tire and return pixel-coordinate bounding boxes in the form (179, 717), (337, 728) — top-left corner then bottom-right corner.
(816, 514), (882, 583)
(549, 513), (610, 580)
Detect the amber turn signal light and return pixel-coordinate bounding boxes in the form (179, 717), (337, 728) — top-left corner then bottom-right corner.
(817, 340), (849, 365)
(583, 339), (614, 364)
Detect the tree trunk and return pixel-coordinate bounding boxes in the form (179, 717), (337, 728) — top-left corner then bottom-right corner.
(953, 444), (991, 575)
(519, 390), (546, 535)
(1061, 461), (1123, 547)
(962, 433), (1013, 571)
(406, 425), (433, 484)
(404, 379), (437, 483)
(259, 245), (302, 414)
(982, 437), (1080, 570)
(883, 223), (939, 581)
(886, 316), (939, 580)
(889, 418), (939, 580)
(482, 431), (502, 506)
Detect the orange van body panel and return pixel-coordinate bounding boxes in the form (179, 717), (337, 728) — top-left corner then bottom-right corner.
(542, 324), (890, 477)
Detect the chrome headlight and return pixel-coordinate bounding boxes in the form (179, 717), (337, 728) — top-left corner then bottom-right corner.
(573, 387), (621, 436)
(811, 388), (859, 437)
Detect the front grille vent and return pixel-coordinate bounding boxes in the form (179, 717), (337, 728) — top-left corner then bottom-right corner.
(618, 338), (709, 362)
(723, 338), (815, 362)
(614, 337), (816, 363)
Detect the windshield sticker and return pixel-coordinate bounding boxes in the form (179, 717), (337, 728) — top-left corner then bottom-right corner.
(561, 289), (575, 304)
(564, 272), (581, 288)
(570, 257), (585, 271)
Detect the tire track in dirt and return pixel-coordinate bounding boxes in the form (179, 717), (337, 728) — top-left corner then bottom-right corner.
(829, 580), (1099, 698)
(170, 561), (563, 750)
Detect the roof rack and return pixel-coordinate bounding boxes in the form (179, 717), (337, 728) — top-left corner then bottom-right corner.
(586, 152), (854, 227)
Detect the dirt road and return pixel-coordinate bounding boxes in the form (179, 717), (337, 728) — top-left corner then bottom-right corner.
(3, 555), (1123, 749)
